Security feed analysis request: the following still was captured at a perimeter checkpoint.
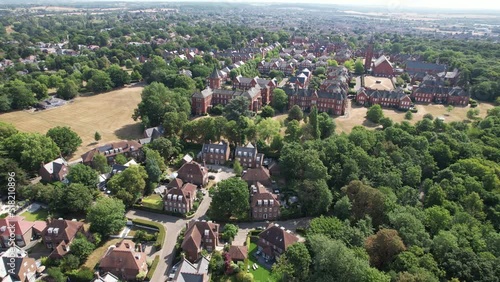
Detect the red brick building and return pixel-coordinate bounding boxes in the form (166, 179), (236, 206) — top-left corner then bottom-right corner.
(191, 86), (262, 115)
(163, 180), (197, 215)
(39, 157), (68, 183)
(250, 183), (280, 221)
(234, 143), (264, 168)
(182, 220), (219, 263)
(42, 219), (85, 259)
(257, 223), (299, 260)
(356, 88), (412, 110)
(98, 240), (148, 281)
(200, 142), (230, 165)
(371, 55), (395, 77)
(177, 161), (208, 187)
(284, 86), (347, 116)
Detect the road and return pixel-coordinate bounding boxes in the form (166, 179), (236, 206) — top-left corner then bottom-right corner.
(126, 192), (212, 282)
(127, 192), (310, 282)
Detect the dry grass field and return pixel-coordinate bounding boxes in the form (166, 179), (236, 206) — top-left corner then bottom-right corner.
(273, 101), (495, 135)
(0, 84), (144, 161)
(335, 102), (495, 133)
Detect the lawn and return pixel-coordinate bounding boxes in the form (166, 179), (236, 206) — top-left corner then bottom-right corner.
(335, 101), (495, 133)
(128, 225), (157, 238)
(248, 242), (275, 282)
(0, 84), (145, 161)
(142, 194), (164, 210)
(82, 238), (122, 270)
(20, 208), (49, 221)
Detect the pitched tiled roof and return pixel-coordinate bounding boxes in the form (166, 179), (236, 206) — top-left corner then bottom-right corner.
(168, 178), (184, 189)
(202, 142), (229, 155)
(242, 167), (272, 187)
(42, 158), (67, 174)
(374, 55), (392, 67)
(259, 224), (299, 251)
(1, 246), (37, 282)
(251, 184), (280, 209)
(227, 246), (248, 261)
(182, 221), (219, 255)
(405, 60), (446, 73)
(99, 240), (147, 278)
(0, 216), (35, 237)
(43, 219), (84, 243)
(177, 161), (207, 179)
(81, 141), (142, 163)
(172, 256), (210, 282)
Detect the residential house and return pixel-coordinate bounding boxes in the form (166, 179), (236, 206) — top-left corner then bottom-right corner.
(39, 157), (68, 183)
(139, 125), (164, 145)
(0, 245), (37, 282)
(412, 85), (469, 105)
(98, 240), (148, 281)
(242, 167), (272, 187)
(171, 256), (210, 282)
(0, 216), (46, 249)
(200, 142), (230, 165)
(164, 181), (197, 214)
(191, 86), (262, 116)
(177, 161), (208, 186)
(182, 220), (219, 262)
(227, 246), (248, 262)
(81, 141), (143, 167)
(234, 143), (264, 168)
(356, 88), (412, 110)
(42, 218), (85, 259)
(257, 223), (299, 260)
(250, 183), (280, 221)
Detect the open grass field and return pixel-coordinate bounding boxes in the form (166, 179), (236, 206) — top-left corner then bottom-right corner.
(334, 102), (495, 133)
(20, 208), (49, 221)
(0, 84), (144, 161)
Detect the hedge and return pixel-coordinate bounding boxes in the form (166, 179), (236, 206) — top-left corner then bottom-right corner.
(132, 204), (166, 214)
(131, 219), (166, 248)
(146, 255), (160, 281)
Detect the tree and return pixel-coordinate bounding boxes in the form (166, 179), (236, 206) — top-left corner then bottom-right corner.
(4, 80), (37, 110)
(114, 154), (127, 165)
(467, 108), (480, 120)
(342, 181), (386, 227)
(308, 234), (390, 282)
(365, 229), (406, 270)
(56, 183), (93, 214)
(133, 82), (190, 127)
(233, 161), (243, 177)
(87, 70), (113, 93)
(367, 104), (384, 123)
(208, 177), (249, 220)
(94, 131), (101, 142)
(255, 118), (281, 143)
(2, 132), (60, 171)
(388, 207), (431, 248)
(354, 59), (365, 74)
(309, 106), (320, 139)
(47, 267), (67, 282)
(67, 164), (99, 188)
(70, 233), (95, 261)
(56, 79), (79, 100)
(222, 224), (238, 243)
(0, 121), (17, 140)
(284, 120), (302, 143)
(131, 70), (142, 82)
(260, 105), (275, 118)
(223, 96), (251, 121)
(271, 89), (288, 112)
(46, 126), (82, 157)
(405, 111), (413, 120)
(148, 137), (182, 164)
(92, 154), (110, 174)
(380, 117), (393, 129)
(144, 148), (165, 194)
(107, 165), (148, 206)
(288, 105), (303, 121)
(298, 179), (333, 216)
(318, 112), (336, 139)
(106, 64), (130, 87)
(273, 243), (311, 281)
(424, 206), (451, 236)
(87, 197), (126, 237)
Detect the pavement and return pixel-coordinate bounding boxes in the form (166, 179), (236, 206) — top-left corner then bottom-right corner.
(206, 165), (236, 183)
(126, 189), (309, 281)
(126, 192), (212, 282)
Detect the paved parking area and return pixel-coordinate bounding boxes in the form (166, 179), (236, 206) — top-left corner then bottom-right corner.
(206, 165), (235, 183)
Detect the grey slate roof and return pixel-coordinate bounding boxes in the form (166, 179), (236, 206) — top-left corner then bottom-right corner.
(235, 143), (257, 158)
(202, 142), (229, 155)
(405, 60), (446, 74)
(365, 88), (408, 100)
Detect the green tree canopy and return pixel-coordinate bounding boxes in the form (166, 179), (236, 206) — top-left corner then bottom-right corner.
(2, 132), (60, 171)
(208, 177), (249, 220)
(87, 197), (126, 237)
(46, 126), (82, 157)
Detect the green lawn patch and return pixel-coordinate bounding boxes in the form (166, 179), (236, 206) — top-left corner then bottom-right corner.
(147, 255), (160, 280)
(20, 208), (49, 221)
(142, 194), (164, 210)
(248, 242), (275, 282)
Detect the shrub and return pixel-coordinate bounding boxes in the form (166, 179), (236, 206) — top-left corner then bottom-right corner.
(66, 268), (94, 282)
(131, 219), (165, 248)
(146, 255), (160, 280)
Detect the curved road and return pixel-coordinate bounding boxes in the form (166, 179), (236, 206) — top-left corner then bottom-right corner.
(126, 193), (311, 282)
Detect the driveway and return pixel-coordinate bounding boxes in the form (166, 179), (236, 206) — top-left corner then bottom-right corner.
(206, 165), (235, 183)
(125, 192), (212, 282)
